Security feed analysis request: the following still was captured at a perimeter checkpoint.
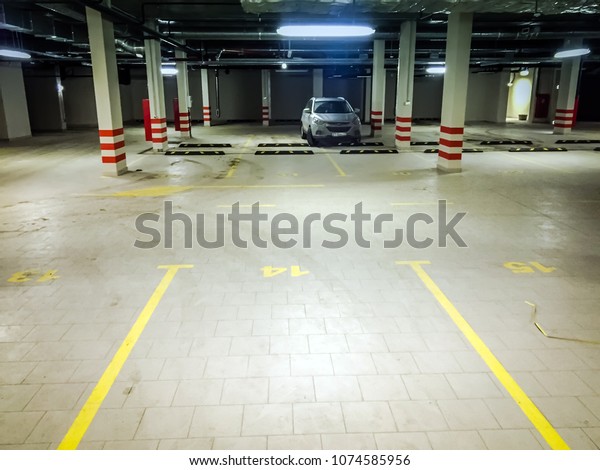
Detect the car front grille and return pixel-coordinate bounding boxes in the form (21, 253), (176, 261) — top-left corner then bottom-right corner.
(327, 126), (351, 133)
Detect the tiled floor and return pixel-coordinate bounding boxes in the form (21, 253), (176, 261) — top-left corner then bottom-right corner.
(0, 120), (599, 450)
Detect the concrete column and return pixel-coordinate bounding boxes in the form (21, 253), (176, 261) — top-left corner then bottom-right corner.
(370, 39), (385, 137)
(261, 70), (271, 126)
(313, 69), (323, 97)
(554, 39), (582, 134)
(0, 64), (31, 140)
(144, 36), (167, 151)
(201, 69), (211, 126)
(86, 6), (127, 175)
(438, 12), (473, 173)
(527, 68), (540, 124)
(175, 49), (191, 138)
(394, 21), (416, 148)
(364, 76), (372, 123)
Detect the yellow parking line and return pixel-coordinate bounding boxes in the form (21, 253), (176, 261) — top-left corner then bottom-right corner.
(325, 154), (347, 177)
(58, 264), (193, 450)
(396, 260), (570, 451)
(391, 202), (454, 206)
(194, 184), (324, 189)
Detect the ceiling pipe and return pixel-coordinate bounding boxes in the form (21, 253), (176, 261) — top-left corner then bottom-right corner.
(75, 0), (196, 55)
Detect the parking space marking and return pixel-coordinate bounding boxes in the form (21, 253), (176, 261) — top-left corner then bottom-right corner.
(504, 153), (574, 174)
(7, 270), (59, 283)
(58, 264), (193, 450)
(325, 154), (347, 177)
(391, 202), (454, 206)
(396, 260), (570, 450)
(217, 204), (276, 208)
(504, 261), (556, 274)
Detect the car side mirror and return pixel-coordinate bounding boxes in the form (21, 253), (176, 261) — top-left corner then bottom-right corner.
(354, 108), (360, 114)
(303, 108), (310, 114)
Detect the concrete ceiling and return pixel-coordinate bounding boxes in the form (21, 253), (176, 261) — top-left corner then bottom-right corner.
(0, 0), (599, 73)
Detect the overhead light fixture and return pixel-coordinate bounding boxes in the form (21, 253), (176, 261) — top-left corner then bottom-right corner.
(161, 66), (177, 76)
(281, 62), (288, 70)
(425, 66), (445, 74)
(277, 25), (375, 38)
(519, 68), (529, 76)
(0, 49), (31, 59)
(136, 53), (143, 59)
(554, 48), (591, 59)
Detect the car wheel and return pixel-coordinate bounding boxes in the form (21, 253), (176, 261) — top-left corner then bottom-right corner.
(301, 126), (306, 139)
(306, 127), (317, 146)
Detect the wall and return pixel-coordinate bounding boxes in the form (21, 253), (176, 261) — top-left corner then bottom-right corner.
(506, 74), (533, 119)
(62, 68), (97, 128)
(271, 72), (313, 121)
(323, 76), (363, 113)
(23, 67), (66, 132)
(413, 75), (444, 120)
(465, 71), (509, 123)
(0, 63), (31, 140)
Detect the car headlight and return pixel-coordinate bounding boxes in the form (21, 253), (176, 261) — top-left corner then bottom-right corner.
(352, 116), (360, 125)
(313, 118), (325, 125)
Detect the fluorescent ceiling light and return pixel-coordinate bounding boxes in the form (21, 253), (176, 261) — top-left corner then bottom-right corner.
(136, 53), (143, 58)
(161, 66), (177, 76)
(554, 48), (590, 59)
(277, 25), (375, 37)
(519, 68), (529, 76)
(0, 49), (31, 59)
(281, 62), (287, 69)
(425, 66), (445, 74)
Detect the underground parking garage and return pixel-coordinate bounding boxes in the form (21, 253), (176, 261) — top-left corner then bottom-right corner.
(1, 0), (600, 461)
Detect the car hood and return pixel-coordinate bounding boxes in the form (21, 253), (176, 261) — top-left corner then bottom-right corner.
(314, 113), (356, 122)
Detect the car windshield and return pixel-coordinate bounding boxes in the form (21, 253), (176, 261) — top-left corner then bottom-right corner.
(314, 100), (352, 114)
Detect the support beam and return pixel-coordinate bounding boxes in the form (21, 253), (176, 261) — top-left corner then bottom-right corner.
(261, 70), (271, 126)
(175, 49), (191, 138)
(553, 39), (582, 134)
(394, 21), (416, 148)
(201, 69), (211, 127)
(437, 12), (473, 173)
(313, 69), (323, 97)
(86, 6), (127, 175)
(370, 40), (385, 137)
(144, 35), (168, 151)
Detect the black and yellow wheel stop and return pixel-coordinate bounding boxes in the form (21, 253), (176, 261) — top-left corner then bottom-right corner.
(480, 140), (532, 145)
(257, 143), (309, 147)
(178, 143), (232, 148)
(165, 150), (226, 156)
(336, 142), (385, 147)
(410, 141), (438, 146)
(556, 139), (600, 144)
(423, 148), (483, 153)
(509, 147), (568, 152)
(340, 149), (398, 154)
(255, 150), (314, 155)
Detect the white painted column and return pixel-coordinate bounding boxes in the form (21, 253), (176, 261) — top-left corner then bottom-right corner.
(554, 39), (582, 134)
(201, 69), (211, 127)
(0, 64), (31, 140)
(175, 49), (191, 138)
(370, 39), (385, 137)
(313, 69), (323, 97)
(438, 12), (473, 173)
(261, 70), (271, 126)
(144, 35), (168, 151)
(86, 6), (127, 175)
(527, 68), (539, 124)
(394, 21), (416, 148)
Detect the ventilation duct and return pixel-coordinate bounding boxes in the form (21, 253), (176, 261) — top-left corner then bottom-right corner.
(0, 5), (33, 33)
(240, 0), (600, 14)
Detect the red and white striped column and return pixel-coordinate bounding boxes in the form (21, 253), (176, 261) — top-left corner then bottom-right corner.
(150, 117), (167, 148)
(86, 6), (127, 175)
(395, 21), (416, 148)
(201, 69), (211, 127)
(261, 70), (271, 126)
(99, 128), (126, 168)
(370, 40), (385, 138)
(553, 39), (582, 134)
(175, 48), (191, 138)
(437, 12), (473, 173)
(395, 117), (411, 145)
(553, 108), (575, 132)
(144, 35), (168, 151)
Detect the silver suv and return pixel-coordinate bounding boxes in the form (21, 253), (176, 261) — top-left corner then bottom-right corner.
(301, 97), (361, 146)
